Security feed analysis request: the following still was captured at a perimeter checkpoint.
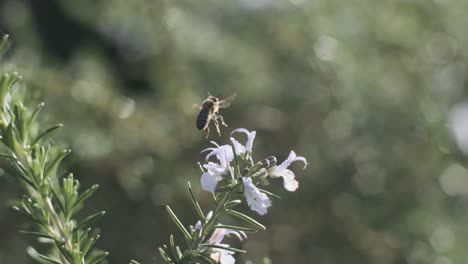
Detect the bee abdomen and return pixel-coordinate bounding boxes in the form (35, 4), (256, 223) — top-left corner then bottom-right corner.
(196, 109), (210, 129)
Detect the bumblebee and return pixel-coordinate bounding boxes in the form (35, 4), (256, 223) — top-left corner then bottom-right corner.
(194, 93), (237, 138)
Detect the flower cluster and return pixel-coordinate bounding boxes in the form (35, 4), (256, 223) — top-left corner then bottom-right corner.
(158, 128), (307, 264)
(200, 128), (308, 215)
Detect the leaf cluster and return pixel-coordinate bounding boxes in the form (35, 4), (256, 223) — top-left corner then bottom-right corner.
(0, 34), (107, 264)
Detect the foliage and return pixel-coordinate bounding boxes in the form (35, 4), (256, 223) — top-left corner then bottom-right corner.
(0, 34), (106, 264)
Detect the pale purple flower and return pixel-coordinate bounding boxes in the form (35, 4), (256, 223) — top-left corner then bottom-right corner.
(230, 128), (256, 155)
(268, 150), (307, 192)
(201, 162), (229, 192)
(210, 245), (235, 264)
(194, 213), (247, 264)
(201, 142), (234, 192)
(207, 227), (247, 245)
(202, 141), (234, 163)
(242, 177), (272, 215)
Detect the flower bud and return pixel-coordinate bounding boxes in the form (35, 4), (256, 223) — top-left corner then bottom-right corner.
(260, 156), (277, 168)
(252, 168), (268, 179)
(248, 156), (278, 175)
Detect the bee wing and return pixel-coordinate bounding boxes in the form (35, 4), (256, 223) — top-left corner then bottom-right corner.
(218, 93), (237, 108)
(192, 104), (202, 109)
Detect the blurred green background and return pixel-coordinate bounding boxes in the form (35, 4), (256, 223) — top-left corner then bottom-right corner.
(0, 0), (468, 263)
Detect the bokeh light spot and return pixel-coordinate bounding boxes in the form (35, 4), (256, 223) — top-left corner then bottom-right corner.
(439, 163), (468, 196)
(314, 35), (338, 61)
(430, 225), (455, 253)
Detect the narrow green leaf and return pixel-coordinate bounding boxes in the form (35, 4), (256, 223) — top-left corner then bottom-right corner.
(55, 244), (72, 262)
(73, 184), (99, 209)
(44, 149), (71, 179)
(19, 230), (54, 239)
(11, 160), (37, 188)
(166, 206), (193, 243)
(197, 162), (205, 173)
(257, 188), (281, 199)
(31, 123), (63, 146)
(82, 235), (100, 257)
(27, 102), (45, 130)
(168, 235), (180, 262)
(130, 260), (142, 264)
(0, 152), (17, 160)
(195, 252), (217, 264)
(13, 103), (26, 142)
(200, 243), (247, 253)
(48, 180), (66, 215)
(224, 209), (266, 231)
(158, 247), (172, 263)
(86, 251), (109, 264)
(76, 211), (106, 230)
(175, 246), (183, 260)
(28, 247), (63, 264)
(5, 118), (20, 153)
(12, 206), (43, 226)
(225, 199), (242, 208)
(187, 182), (205, 224)
(214, 224), (257, 233)
(0, 34), (9, 55)
(76, 227), (92, 247)
(37, 254), (62, 264)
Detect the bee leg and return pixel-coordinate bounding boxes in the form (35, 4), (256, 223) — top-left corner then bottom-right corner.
(204, 126), (210, 138)
(218, 114), (228, 127)
(213, 116), (222, 137)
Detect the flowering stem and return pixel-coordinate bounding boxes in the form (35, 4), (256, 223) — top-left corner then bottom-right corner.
(159, 126), (307, 263)
(201, 187), (237, 238)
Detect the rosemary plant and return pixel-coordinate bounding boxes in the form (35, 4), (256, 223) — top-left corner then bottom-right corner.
(1, 33), (307, 264)
(145, 128), (307, 263)
(0, 34), (107, 264)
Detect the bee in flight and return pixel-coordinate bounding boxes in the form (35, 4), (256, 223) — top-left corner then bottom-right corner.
(194, 93), (237, 138)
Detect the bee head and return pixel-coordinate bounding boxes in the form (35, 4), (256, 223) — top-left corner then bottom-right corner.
(207, 96), (219, 102)
(202, 100), (214, 108)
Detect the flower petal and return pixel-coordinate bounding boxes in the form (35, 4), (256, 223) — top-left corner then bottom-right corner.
(282, 169), (299, 192)
(194, 220), (202, 230)
(201, 171), (222, 192)
(228, 230), (247, 241)
(203, 162), (225, 174)
(208, 228), (227, 245)
(242, 177), (272, 215)
(230, 128), (250, 136)
(277, 150), (308, 171)
(230, 137), (246, 155)
(231, 128), (256, 152)
(219, 252), (235, 264)
(245, 131), (256, 152)
(207, 226), (247, 245)
(209, 245), (236, 264)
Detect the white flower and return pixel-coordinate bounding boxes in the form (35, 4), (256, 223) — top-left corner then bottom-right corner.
(208, 227), (247, 245)
(195, 215), (247, 264)
(230, 128), (256, 155)
(242, 177), (272, 215)
(202, 141), (234, 163)
(210, 245), (235, 264)
(268, 150), (307, 192)
(201, 142), (234, 192)
(201, 162), (226, 192)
